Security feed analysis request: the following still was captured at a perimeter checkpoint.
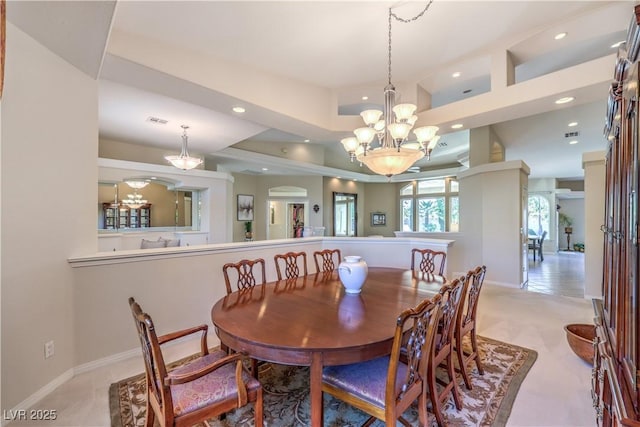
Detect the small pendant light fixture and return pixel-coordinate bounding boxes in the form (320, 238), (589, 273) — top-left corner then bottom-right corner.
(165, 125), (203, 170)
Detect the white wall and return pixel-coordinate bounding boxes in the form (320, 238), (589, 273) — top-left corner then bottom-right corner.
(458, 161), (529, 287)
(69, 236), (453, 365)
(558, 198), (585, 250)
(1, 23), (98, 409)
(583, 151), (605, 299)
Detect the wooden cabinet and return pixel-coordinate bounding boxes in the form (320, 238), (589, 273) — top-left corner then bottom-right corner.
(102, 203), (151, 229)
(593, 6), (640, 426)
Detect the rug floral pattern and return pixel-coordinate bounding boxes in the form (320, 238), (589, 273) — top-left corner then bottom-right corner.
(110, 336), (536, 427)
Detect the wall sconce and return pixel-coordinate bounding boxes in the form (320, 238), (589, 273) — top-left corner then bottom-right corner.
(313, 204), (320, 213)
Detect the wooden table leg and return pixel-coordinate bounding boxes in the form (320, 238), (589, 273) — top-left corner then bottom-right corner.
(310, 352), (323, 426)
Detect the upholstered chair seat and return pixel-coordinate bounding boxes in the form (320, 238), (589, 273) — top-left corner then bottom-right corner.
(169, 349), (262, 417)
(322, 356), (409, 408)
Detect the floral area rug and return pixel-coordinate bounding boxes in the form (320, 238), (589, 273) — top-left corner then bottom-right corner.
(109, 336), (536, 427)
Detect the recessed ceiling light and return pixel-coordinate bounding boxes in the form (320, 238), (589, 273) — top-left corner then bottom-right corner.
(336, 176), (341, 179)
(304, 139), (310, 143)
(568, 122), (578, 127)
(151, 177), (157, 180)
(232, 106), (246, 113)
(353, 179), (358, 182)
(611, 40), (625, 49)
(262, 167), (269, 171)
(451, 123), (463, 129)
(569, 140), (579, 145)
(555, 97), (574, 104)
(362, 96), (369, 101)
(554, 32), (567, 40)
(452, 72), (461, 78)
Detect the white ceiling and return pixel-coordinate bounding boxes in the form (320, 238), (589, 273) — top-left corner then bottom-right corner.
(7, 0), (633, 181)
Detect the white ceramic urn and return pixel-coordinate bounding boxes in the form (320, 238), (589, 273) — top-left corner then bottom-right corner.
(338, 256), (368, 294)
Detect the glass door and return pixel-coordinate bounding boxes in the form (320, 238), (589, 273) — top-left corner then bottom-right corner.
(333, 192), (357, 236)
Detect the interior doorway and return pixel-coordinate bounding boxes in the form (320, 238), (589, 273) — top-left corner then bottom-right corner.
(267, 199), (309, 240)
(266, 186), (309, 240)
(333, 192), (357, 237)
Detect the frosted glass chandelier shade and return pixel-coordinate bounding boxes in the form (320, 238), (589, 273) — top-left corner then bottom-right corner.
(165, 125), (203, 171)
(340, 3), (438, 177)
(360, 110), (383, 126)
(357, 147), (424, 177)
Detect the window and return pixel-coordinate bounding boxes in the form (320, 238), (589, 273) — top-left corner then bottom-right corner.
(527, 194), (550, 236)
(400, 177), (459, 232)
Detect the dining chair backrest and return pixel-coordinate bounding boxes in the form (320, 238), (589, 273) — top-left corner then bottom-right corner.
(435, 276), (468, 353)
(313, 249), (342, 273)
(411, 248), (446, 277)
(461, 265), (487, 329)
(455, 265), (488, 390)
(129, 297), (168, 411)
(321, 293), (442, 426)
(274, 251), (308, 280)
(426, 275), (468, 425)
(223, 258), (266, 295)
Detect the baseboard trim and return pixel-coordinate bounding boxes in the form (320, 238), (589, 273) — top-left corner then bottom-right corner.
(1, 368), (74, 427)
(2, 333), (220, 426)
(74, 347), (141, 375)
(485, 279), (520, 288)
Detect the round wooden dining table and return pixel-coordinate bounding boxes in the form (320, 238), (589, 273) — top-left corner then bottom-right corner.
(211, 267), (445, 427)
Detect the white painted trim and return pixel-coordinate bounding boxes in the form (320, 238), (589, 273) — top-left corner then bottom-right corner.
(98, 157), (234, 183)
(1, 369), (74, 427)
(74, 347), (141, 375)
(457, 159), (530, 179)
(69, 236), (456, 267)
(2, 333), (220, 426)
(484, 279), (521, 288)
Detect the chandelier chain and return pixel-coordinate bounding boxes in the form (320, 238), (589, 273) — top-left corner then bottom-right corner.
(390, 0), (434, 23)
(387, 0), (434, 85)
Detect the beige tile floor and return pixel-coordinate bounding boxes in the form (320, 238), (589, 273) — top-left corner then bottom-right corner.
(526, 250), (585, 298)
(8, 264), (596, 427)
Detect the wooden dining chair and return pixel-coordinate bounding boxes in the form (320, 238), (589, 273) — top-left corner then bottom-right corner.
(455, 265), (487, 390)
(274, 251), (308, 280)
(222, 258), (266, 295)
(426, 275), (467, 426)
(322, 294), (442, 427)
(128, 297), (263, 427)
(222, 258), (266, 374)
(313, 248), (342, 273)
(411, 248), (446, 278)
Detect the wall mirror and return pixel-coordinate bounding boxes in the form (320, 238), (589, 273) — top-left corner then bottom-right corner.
(333, 192), (357, 236)
(98, 180), (200, 232)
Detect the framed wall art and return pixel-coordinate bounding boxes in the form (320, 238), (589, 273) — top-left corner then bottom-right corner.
(371, 212), (386, 226)
(237, 194), (254, 221)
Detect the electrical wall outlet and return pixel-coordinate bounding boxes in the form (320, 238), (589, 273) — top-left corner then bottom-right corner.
(44, 340), (54, 359)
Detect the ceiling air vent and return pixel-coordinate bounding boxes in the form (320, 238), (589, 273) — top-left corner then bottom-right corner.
(147, 116), (168, 125)
(565, 131), (579, 138)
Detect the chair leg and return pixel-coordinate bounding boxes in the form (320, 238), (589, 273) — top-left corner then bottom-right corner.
(456, 339), (473, 390)
(418, 387), (430, 427)
(447, 352), (463, 410)
(470, 329), (484, 375)
(427, 364), (446, 426)
(254, 388), (264, 427)
(144, 400), (155, 427)
(251, 358), (259, 378)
